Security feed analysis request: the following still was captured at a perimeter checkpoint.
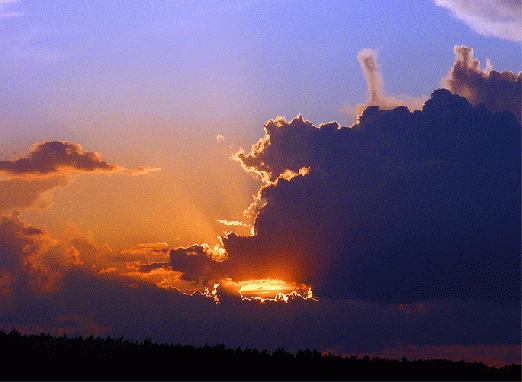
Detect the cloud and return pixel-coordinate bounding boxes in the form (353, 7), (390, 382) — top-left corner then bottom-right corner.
(0, 141), (122, 177)
(129, 166), (162, 176)
(219, 87), (520, 303)
(442, 45), (521, 122)
(357, 48), (385, 107)
(351, 48), (427, 116)
(147, 46), (519, 304)
(139, 243), (227, 285)
(0, 211), (62, 310)
(0, 175), (69, 212)
(0, 141), (160, 214)
(0, 213), (518, 363)
(432, 0), (521, 42)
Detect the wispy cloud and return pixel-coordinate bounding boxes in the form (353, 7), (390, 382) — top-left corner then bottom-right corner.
(432, 0), (521, 42)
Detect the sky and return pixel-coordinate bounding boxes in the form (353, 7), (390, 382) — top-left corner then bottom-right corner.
(0, 0), (521, 368)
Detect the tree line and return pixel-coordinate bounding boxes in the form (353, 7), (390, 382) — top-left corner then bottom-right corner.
(0, 329), (519, 381)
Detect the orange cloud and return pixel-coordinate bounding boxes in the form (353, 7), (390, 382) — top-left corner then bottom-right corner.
(129, 166), (162, 176)
(0, 175), (69, 212)
(0, 211), (62, 310)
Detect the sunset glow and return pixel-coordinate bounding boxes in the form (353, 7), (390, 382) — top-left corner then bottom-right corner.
(0, 0), (519, 372)
(238, 279), (311, 297)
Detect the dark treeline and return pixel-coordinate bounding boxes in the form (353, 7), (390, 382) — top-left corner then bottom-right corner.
(0, 329), (519, 381)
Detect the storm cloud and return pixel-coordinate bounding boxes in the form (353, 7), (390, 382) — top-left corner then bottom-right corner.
(219, 88), (520, 303)
(158, 46), (521, 304)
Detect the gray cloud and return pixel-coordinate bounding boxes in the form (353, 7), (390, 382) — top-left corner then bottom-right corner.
(0, 141), (122, 177)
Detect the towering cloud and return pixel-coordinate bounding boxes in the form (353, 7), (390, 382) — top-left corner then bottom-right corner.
(432, 0), (521, 42)
(357, 48), (385, 107)
(443, 45), (522, 122)
(161, 47), (520, 304)
(354, 48), (426, 114)
(220, 88), (521, 303)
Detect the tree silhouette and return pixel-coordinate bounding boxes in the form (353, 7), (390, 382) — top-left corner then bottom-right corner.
(0, 329), (519, 381)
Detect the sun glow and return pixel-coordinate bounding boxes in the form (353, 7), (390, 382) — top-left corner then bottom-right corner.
(237, 279), (316, 302)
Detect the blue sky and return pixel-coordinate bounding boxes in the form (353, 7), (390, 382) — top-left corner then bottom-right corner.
(1, 1), (519, 248)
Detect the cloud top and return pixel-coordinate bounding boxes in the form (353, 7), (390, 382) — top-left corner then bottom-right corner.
(443, 45), (521, 122)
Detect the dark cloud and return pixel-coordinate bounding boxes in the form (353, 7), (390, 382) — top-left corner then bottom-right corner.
(154, 46), (520, 304)
(0, 141), (121, 177)
(0, 198), (517, 364)
(139, 243), (226, 285)
(219, 89), (520, 303)
(0, 141), (159, 214)
(0, 211), (61, 309)
(443, 45), (522, 123)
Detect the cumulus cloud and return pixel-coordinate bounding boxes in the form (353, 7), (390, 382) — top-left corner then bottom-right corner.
(0, 141), (122, 177)
(234, 114), (325, 183)
(152, 46), (520, 304)
(220, 88), (520, 303)
(443, 45), (521, 122)
(432, 0), (521, 42)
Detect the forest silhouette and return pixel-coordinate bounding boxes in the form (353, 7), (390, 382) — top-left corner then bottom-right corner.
(1, 329), (519, 381)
